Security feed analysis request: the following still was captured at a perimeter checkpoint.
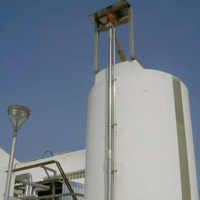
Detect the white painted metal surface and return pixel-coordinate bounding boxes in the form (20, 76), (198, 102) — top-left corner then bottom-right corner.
(62, 181), (84, 200)
(181, 83), (199, 200)
(0, 148), (19, 199)
(84, 60), (199, 200)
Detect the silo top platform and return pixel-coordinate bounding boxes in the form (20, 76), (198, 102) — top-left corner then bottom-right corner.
(89, 1), (131, 32)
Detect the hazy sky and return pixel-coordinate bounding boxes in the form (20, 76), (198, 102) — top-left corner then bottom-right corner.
(0, 0), (200, 188)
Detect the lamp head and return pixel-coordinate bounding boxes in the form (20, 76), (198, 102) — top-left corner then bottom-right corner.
(8, 105), (30, 132)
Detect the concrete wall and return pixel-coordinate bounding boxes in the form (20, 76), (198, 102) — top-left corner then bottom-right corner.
(14, 149), (85, 184)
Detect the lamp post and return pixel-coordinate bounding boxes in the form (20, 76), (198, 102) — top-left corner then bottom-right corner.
(4, 105), (30, 200)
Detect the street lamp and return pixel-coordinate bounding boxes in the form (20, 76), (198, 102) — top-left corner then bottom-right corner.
(4, 105), (30, 200)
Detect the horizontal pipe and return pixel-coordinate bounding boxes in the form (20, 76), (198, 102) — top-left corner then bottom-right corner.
(18, 193), (84, 200)
(16, 173), (33, 196)
(12, 160), (58, 173)
(33, 188), (49, 196)
(15, 178), (50, 189)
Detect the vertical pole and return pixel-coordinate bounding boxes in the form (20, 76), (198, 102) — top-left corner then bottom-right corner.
(93, 21), (100, 74)
(111, 28), (116, 200)
(129, 6), (135, 60)
(4, 131), (17, 200)
(107, 27), (112, 200)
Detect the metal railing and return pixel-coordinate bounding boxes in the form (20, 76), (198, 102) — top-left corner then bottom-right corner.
(62, 181), (84, 200)
(13, 160), (81, 200)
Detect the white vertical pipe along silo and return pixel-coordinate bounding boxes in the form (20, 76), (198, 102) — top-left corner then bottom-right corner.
(84, 60), (199, 200)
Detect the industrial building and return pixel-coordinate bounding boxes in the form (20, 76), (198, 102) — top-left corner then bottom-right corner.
(0, 149), (85, 200)
(1, 1), (199, 200)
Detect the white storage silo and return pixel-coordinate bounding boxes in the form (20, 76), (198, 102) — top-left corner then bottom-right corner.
(84, 60), (199, 200)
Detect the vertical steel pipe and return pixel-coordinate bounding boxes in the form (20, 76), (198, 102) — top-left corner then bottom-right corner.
(129, 6), (135, 60)
(111, 28), (116, 200)
(4, 131), (17, 200)
(107, 27), (113, 200)
(93, 21), (100, 74)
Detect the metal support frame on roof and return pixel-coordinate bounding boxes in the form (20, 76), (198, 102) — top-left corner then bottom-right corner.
(40, 165), (57, 175)
(89, 0), (135, 74)
(115, 32), (127, 62)
(13, 160), (79, 200)
(128, 6), (135, 60)
(40, 165), (57, 200)
(94, 21), (100, 74)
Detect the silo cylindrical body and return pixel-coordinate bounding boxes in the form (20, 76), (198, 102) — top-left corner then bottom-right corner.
(84, 60), (199, 200)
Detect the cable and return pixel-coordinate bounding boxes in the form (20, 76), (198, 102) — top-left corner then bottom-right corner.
(41, 150), (53, 158)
